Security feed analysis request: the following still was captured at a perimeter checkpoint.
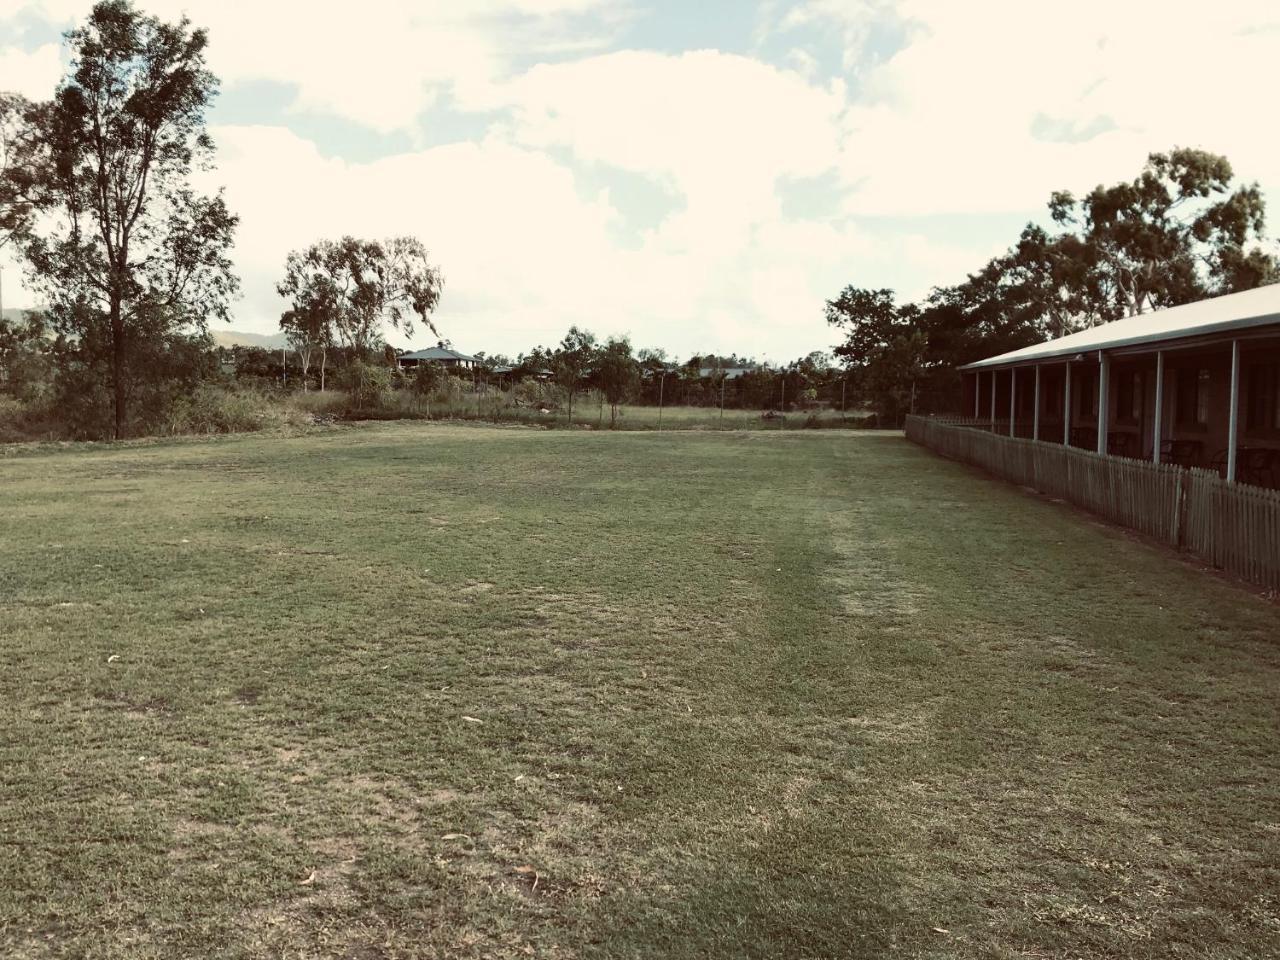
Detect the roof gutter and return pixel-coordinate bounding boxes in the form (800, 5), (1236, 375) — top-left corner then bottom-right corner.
(958, 312), (1280, 371)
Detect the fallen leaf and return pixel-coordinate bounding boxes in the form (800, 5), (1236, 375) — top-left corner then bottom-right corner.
(107, 654), (120, 663)
(462, 716), (483, 724)
(440, 833), (470, 841)
(514, 774), (526, 782)
(931, 927), (949, 935)
(299, 871), (316, 886)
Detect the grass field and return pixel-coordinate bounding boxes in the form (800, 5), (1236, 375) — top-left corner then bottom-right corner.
(2, 423), (1279, 959)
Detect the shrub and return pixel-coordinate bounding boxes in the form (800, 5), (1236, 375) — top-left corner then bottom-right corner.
(158, 385), (291, 435)
(343, 361), (394, 411)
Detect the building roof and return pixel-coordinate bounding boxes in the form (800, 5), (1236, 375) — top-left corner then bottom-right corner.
(960, 283), (1280, 370)
(400, 345), (477, 363)
(698, 366), (752, 380)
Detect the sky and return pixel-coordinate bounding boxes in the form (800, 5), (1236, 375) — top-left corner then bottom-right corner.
(2, 0), (1279, 361)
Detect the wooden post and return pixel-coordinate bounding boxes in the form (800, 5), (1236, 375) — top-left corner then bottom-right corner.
(1009, 367), (1016, 437)
(780, 377), (786, 430)
(1063, 361), (1072, 446)
(1227, 339), (1240, 483)
(658, 373), (665, 429)
(1033, 365), (1041, 441)
(1153, 351), (1165, 464)
(842, 377), (848, 415)
(1096, 352), (1109, 455)
(720, 374), (726, 426)
(972, 372), (979, 419)
(989, 370), (996, 431)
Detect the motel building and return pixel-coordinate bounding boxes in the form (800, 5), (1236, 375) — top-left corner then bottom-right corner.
(959, 283), (1280, 491)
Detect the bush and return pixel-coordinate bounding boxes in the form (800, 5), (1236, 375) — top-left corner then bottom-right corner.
(158, 385), (300, 435)
(343, 361), (394, 411)
(0, 395), (56, 443)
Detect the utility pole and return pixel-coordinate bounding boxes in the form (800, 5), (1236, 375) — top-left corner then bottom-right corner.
(780, 376), (786, 430)
(657, 371), (665, 429)
(719, 372), (726, 427)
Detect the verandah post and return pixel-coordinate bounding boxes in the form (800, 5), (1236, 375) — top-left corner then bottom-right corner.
(1096, 351), (1110, 456)
(1009, 367), (1016, 438)
(1033, 365), (1041, 441)
(1063, 360), (1072, 446)
(1227, 339), (1240, 483)
(990, 370), (996, 431)
(1153, 351), (1165, 464)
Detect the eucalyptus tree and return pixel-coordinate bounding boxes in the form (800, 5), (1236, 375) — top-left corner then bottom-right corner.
(9, 0), (239, 438)
(277, 236), (444, 362)
(596, 336), (639, 428)
(550, 326), (596, 425)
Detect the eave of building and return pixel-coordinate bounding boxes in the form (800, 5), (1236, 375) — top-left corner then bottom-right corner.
(959, 283), (1280, 371)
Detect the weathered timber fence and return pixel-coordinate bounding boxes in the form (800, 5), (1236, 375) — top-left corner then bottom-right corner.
(905, 415), (1280, 592)
(1184, 469), (1280, 591)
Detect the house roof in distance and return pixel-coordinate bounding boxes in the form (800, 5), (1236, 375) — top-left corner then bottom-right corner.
(961, 282), (1280, 370)
(400, 344), (477, 363)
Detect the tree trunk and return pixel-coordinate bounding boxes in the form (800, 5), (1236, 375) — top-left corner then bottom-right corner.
(320, 347), (327, 392)
(110, 297), (125, 440)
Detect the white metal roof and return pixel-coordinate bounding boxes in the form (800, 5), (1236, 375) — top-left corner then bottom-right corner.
(960, 282), (1280, 370)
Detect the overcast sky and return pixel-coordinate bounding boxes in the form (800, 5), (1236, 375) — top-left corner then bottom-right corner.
(2, 0), (1278, 360)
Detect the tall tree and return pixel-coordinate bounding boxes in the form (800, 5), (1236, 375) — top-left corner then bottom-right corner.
(277, 236), (443, 360)
(10, 1), (239, 438)
(596, 336), (638, 428)
(1047, 148), (1277, 321)
(280, 301), (332, 392)
(551, 326), (596, 425)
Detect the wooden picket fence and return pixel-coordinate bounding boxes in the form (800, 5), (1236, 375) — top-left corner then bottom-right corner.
(905, 416), (1280, 592)
(1184, 469), (1280, 591)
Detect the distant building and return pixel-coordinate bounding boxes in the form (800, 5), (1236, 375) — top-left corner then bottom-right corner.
(398, 342), (478, 370)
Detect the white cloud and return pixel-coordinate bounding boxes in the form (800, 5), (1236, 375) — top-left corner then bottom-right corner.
(0, 42), (61, 99)
(794, 0), (1280, 216)
(6, 0), (628, 132)
(489, 50), (846, 244)
(203, 122), (889, 359)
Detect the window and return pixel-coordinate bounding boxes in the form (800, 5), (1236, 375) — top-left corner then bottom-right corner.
(1176, 367), (1209, 427)
(1247, 362), (1280, 431)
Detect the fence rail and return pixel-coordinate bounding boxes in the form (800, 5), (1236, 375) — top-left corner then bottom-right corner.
(905, 415), (1280, 592)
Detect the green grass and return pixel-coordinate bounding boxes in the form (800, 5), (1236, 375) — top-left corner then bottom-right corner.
(2, 422), (1278, 959)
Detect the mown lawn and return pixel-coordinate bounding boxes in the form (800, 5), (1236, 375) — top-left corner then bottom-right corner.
(2, 423), (1278, 959)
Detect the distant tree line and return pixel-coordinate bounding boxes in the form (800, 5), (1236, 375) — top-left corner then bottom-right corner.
(829, 148), (1280, 424)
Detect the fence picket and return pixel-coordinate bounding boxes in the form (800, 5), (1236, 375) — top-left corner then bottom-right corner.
(905, 415), (1280, 592)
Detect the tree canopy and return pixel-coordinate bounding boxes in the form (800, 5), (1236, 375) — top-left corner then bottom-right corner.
(277, 236), (444, 360)
(3, 0), (239, 438)
(830, 147), (1280, 422)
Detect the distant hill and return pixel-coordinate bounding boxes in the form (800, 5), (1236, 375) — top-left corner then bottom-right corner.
(212, 329), (289, 349)
(1, 313), (295, 352)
